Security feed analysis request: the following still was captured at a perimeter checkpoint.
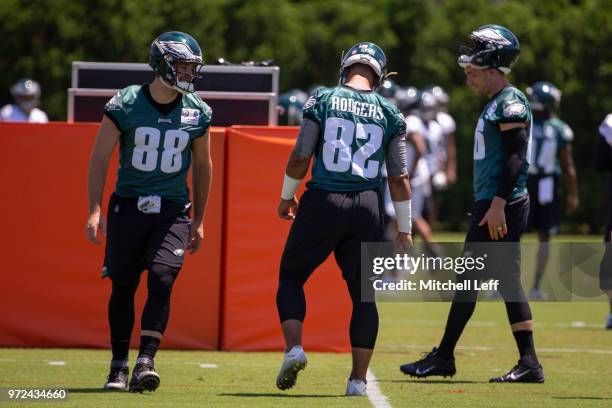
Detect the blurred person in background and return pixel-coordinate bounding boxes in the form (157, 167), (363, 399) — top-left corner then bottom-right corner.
(596, 113), (612, 329)
(278, 89), (309, 125)
(393, 86), (440, 258)
(0, 78), (48, 123)
(525, 82), (579, 300)
(426, 85), (457, 189)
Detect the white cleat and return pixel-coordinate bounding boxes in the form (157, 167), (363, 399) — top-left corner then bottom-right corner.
(276, 346), (307, 390)
(345, 378), (367, 396)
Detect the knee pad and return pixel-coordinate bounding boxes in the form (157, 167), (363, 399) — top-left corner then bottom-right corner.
(148, 263), (180, 299)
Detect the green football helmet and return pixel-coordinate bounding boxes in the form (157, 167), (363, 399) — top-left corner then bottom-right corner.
(278, 89), (309, 125)
(149, 31), (204, 94)
(423, 85), (449, 110)
(526, 81), (561, 113)
(339, 42), (387, 88)
(458, 24), (520, 73)
(394, 86), (419, 115)
(377, 78), (399, 101)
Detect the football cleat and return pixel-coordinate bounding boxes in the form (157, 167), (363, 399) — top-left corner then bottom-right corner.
(129, 358), (160, 393)
(400, 347), (456, 378)
(489, 360), (544, 383)
(104, 366), (129, 391)
(345, 378), (367, 396)
(276, 345), (307, 390)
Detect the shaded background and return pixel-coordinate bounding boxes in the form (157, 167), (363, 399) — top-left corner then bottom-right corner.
(1, 0), (610, 232)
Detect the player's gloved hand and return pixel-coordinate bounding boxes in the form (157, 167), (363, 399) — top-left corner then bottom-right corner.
(566, 193), (579, 214)
(278, 197), (298, 220)
(187, 221), (204, 254)
(478, 196), (508, 241)
(395, 232), (413, 253)
(86, 212), (106, 244)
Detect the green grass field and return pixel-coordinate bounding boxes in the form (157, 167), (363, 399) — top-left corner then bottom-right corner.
(1, 234), (610, 407)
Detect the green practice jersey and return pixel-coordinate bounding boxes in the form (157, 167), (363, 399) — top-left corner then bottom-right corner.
(302, 86), (406, 191)
(104, 85), (212, 203)
(528, 117), (573, 176)
(473, 86), (532, 201)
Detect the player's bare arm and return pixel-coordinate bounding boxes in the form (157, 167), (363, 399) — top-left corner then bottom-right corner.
(86, 115), (120, 244)
(478, 121), (526, 240)
(188, 128), (212, 254)
(559, 144), (579, 213)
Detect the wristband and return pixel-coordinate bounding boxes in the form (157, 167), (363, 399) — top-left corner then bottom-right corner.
(281, 174), (301, 200)
(393, 200), (412, 234)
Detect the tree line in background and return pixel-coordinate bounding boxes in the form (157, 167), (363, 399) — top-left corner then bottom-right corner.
(1, 0), (610, 232)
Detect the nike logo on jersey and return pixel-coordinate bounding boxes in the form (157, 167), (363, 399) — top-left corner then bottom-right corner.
(158, 118), (172, 124)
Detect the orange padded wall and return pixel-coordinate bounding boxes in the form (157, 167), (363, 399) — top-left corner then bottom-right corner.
(0, 122), (224, 350)
(220, 127), (352, 352)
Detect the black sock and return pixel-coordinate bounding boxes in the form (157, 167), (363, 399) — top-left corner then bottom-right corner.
(513, 330), (539, 365)
(138, 336), (161, 361)
(111, 340), (130, 362)
(438, 300), (477, 360)
(609, 302), (612, 314)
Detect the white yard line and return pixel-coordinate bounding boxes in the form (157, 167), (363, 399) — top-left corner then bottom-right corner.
(366, 368), (392, 408)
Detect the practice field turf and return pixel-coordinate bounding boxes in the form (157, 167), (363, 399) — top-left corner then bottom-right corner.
(1, 234), (609, 407)
(1, 302), (610, 407)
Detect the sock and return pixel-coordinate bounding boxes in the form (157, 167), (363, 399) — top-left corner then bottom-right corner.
(513, 330), (539, 365)
(111, 339), (130, 361)
(437, 300), (477, 360)
(609, 302), (612, 313)
(110, 358), (129, 370)
(138, 335), (161, 361)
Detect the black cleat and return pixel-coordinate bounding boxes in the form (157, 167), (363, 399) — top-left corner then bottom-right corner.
(129, 359), (160, 393)
(489, 360), (544, 383)
(400, 347), (456, 378)
(104, 366), (129, 390)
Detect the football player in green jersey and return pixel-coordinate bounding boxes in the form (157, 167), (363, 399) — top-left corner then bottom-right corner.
(401, 25), (544, 384)
(525, 82), (579, 300)
(86, 31), (213, 393)
(275, 42), (413, 396)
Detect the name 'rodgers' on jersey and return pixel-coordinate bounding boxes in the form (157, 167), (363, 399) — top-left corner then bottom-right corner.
(302, 86), (406, 192)
(104, 85), (212, 203)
